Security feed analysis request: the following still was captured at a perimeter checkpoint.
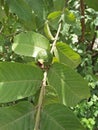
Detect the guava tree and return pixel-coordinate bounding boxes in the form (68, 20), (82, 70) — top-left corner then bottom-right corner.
(0, 0), (94, 130)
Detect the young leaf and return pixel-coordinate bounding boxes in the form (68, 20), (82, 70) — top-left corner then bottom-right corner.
(54, 42), (81, 68)
(0, 101), (34, 130)
(0, 62), (43, 103)
(64, 9), (76, 24)
(41, 104), (86, 130)
(47, 11), (62, 30)
(47, 63), (90, 107)
(12, 31), (50, 57)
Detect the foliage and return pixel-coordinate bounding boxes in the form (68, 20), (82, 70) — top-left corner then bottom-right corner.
(67, 1), (98, 130)
(0, 0), (97, 130)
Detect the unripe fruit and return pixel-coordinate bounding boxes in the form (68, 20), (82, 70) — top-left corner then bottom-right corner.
(36, 50), (53, 67)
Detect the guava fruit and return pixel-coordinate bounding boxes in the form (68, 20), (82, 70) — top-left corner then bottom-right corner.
(36, 50), (53, 67)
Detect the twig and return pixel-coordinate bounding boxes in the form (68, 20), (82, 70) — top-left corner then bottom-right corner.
(34, 22), (62, 130)
(50, 22), (62, 53)
(90, 32), (97, 51)
(34, 71), (47, 130)
(80, 0), (85, 42)
(86, 26), (98, 51)
(90, 26), (98, 50)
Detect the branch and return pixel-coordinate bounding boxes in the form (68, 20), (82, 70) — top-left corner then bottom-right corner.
(86, 26), (98, 51)
(80, 0), (85, 42)
(90, 32), (97, 51)
(34, 71), (47, 130)
(90, 26), (98, 50)
(50, 22), (62, 53)
(34, 22), (62, 130)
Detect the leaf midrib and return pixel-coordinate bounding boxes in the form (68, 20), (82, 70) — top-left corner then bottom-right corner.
(0, 110), (33, 129)
(0, 79), (41, 85)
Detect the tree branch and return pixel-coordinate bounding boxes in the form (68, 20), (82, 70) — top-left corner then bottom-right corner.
(86, 26), (98, 51)
(90, 26), (98, 50)
(34, 71), (47, 130)
(90, 33), (97, 51)
(34, 21), (62, 130)
(80, 0), (85, 42)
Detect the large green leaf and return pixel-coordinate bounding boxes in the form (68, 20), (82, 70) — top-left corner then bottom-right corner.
(0, 101), (34, 130)
(6, 0), (36, 30)
(47, 63), (90, 107)
(85, 0), (98, 11)
(24, 0), (45, 29)
(41, 104), (86, 130)
(12, 31), (50, 57)
(0, 62), (43, 103)
(54, 42), (81, 68)
(43, 0), (54, 13)
(24, 0), (54, 29)
(6, 0), (54, 30)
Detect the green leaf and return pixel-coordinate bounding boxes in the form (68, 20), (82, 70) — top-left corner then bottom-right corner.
(12, 31), (50, 57)
(24, 0), (45, 29)
(48, 11), (62, 30)
(47, 63), (90, 107)
(41, 104), (86, 130)
(0, 62), (43, 103)
(6, 0), (54, 30)
(55, 42), (81, 68)
(0, 101), (34, 130)
(85, 0), (98, 11)
(53, 0), (65, 11)
(6, 0), (36, 30)
(43, 0), (54, 13)
(44, 86), (59, 105)
(48, 11), (62, 20)
(64, 9), (76, 24)
(24, 0), (54, 29)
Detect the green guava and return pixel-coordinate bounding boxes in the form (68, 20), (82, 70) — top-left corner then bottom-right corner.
(36, 50), (53, 66)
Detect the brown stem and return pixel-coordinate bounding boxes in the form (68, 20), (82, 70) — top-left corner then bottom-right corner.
(34, 71), (47, 130)
(90, 32), (97, 51)
(86, 26), (98, 51)
(80, 0), (85, 42)
(34, 21), (62, 130)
